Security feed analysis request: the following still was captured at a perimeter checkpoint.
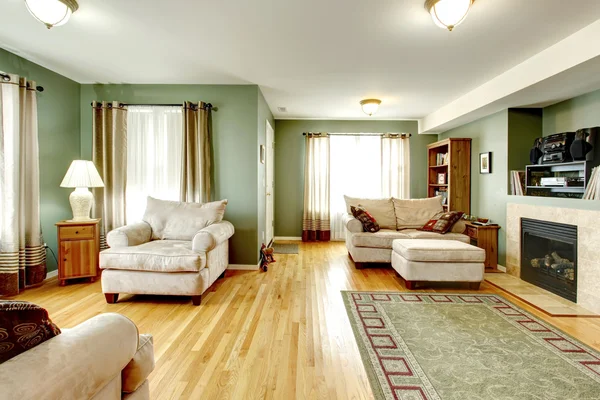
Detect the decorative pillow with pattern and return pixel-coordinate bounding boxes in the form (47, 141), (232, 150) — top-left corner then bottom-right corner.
(419, 211), (464, 234)
(351, 206), (381, 233)
(0, 301), (61, 364)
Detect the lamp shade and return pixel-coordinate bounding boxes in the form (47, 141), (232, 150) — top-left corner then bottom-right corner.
(25, 0), (78, 29)
(60, 160), (104, 188)
(425, 0), (473, 31)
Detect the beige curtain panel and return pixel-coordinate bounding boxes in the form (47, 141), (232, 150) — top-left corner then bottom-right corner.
(181, 101), (212, 203)
(0, 73), (46, 296)
(381, 134), (411, 199)
(302, 134), (331, 242)
(92, 101), (128, 249)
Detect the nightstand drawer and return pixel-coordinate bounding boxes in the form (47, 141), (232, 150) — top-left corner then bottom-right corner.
(466, 226), (478, 239)
(60, 225), (95, 240)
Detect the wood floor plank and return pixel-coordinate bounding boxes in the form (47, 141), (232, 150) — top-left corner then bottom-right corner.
(7, 241), (600, 399)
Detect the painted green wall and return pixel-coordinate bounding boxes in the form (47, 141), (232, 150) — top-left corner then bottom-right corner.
(273, 119), (435, 237)
(0, 48), (81, 273)
(257, 89), (275, 245)
(543, 89), (600, 135)
(80, 84), (262, 265)
(506, 109), (543, 193)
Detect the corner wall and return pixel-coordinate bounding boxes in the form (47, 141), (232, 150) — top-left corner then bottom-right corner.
(0, 48), (81, 273)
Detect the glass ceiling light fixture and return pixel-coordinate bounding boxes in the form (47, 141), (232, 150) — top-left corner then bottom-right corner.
(360, 99), (382, 117)
(25, 0), (79, 29)
(425, 0), (474, 32)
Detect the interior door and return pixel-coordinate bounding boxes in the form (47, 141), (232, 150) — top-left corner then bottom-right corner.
(266, 121), (275, 244)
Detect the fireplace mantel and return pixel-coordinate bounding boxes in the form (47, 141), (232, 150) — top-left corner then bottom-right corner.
(507, 203), (600, 314)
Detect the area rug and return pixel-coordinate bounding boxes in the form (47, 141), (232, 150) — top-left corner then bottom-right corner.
(272, 243), (299, 254)
(342, 292), (600, 400)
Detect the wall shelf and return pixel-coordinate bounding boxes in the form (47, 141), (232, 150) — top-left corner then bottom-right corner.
(525, 161), (590, 198)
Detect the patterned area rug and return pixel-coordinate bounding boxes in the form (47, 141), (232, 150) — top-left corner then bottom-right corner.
(272, 243), (299, 254)
(342, 292), (600, 400)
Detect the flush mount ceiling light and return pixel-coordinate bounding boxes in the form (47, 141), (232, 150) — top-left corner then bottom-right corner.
(425, 0), (474, 31)
(360, 99), (381, 116)
(25, 0), (79, 29)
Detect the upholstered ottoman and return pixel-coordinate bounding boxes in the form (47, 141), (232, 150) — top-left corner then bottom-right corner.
(391, 239), (485, 290)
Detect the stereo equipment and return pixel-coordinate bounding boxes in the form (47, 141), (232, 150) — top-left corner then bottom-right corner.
(570, 127), (597, 161)
(542, 132), (575, 164)
(530, 137), (543, 165)
(540, 177), (584, 187)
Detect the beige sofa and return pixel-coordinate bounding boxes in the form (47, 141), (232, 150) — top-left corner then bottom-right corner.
(0, 313), (154, 400)
(344, 196), (469, 268)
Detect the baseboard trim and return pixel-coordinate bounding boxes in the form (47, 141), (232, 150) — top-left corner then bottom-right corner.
(45, 270), (58, 281)
(497, 264), (507, 273)
(228, 263), (260, 271)
(274, 236), (302, 241)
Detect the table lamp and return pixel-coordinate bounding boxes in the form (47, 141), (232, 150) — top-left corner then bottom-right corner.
(60, 160), (105, 221)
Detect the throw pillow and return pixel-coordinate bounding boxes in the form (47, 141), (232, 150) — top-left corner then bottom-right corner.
(344, 196), (396, 229)
(419, 211), (464, 234)
(0, 301), (61, 364)
(351, 205), (381, 233)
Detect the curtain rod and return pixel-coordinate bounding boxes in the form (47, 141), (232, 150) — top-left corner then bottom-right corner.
(0, 72), (44, 92)
(302, 132), (411, 137)
(89, 102), (218, 111)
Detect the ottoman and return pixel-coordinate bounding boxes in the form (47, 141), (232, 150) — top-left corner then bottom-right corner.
(391, 239), (485, 290)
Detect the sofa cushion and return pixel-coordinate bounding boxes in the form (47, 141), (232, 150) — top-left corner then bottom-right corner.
(344, 196), (396, 229)
(401, 229), (470, 243)
(122, 334), (155, 393)
(143, 197), (228, 241)
(0, 301), (61, 364)
(392, 239), (485, 263)
(352, 229), (412, 249)
(100, 240), (204, 272)
(420, 211), (464, 234)
(393, 197), (443, 229)
(351, 206), (380, 233)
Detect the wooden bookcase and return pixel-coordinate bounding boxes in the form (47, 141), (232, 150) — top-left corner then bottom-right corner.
(427, 138), (472, 214)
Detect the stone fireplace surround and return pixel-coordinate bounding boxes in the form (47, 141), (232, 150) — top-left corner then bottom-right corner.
(506, 203), (600, 315)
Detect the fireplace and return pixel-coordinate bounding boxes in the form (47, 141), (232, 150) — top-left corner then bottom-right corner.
(521, 218), (577, 302)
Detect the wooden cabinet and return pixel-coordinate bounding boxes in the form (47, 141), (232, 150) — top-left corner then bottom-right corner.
(427, 138), (472, 214)
(464, 222), (500, 271)
(56, 219), (100, 286)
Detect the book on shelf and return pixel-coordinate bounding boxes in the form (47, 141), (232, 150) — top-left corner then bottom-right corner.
(435, 152), (449, 166)
(510, 170), (525, 196)
(434, 188), (448, 205)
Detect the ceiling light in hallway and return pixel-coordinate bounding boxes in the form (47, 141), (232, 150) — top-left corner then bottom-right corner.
(360, 99), (382, 116)
(25, 0), (78, 29)
(425, 0), (474, 31)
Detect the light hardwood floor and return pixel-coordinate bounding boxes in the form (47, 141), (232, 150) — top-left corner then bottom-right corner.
(10, 241), (600, 399)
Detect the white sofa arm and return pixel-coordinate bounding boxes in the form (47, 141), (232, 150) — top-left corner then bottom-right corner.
(107, 222), (152, 248)
(192, 220), (235, 253)
(342, 213), (363, 233)
(0, 313), (139, 400)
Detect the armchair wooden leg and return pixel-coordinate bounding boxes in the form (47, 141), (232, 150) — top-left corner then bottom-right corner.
(405, 281), (416, 290)
(469, 282), (481, 290)
(192, 295), (202, 306)
(104, 293), (119, 304)
(218, 271), (226, 280)
(354, 262), (365, 270)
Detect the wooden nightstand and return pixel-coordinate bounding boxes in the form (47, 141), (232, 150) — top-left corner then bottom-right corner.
(56, 219), (101, 286)
(464, 222), (500, 272)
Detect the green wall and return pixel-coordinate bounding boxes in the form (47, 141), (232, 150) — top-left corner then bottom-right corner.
(543, 89), (600, 135)
(0, 48), (81, 273)
(80, 84), (263, 265)
(273, 119), (435, 237)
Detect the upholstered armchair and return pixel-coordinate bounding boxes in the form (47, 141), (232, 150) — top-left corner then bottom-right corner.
(100, 197), (235, 305)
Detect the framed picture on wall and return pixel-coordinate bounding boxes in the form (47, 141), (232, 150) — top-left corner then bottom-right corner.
(480, 152), (492, 174)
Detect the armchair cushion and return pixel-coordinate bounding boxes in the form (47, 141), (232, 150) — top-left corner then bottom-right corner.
(122, 333), (154, 393)
(192, 221), (235, 253)
(142, 197), (228, 241)
(100, 240), (204, 272)
(106, 222), (152, 248)
(342, 213), (363, 233)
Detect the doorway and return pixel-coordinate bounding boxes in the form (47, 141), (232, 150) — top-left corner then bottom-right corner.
(265, 121), (275, 244)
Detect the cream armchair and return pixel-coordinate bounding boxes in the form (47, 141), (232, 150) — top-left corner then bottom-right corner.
(100, 197), (235, 305)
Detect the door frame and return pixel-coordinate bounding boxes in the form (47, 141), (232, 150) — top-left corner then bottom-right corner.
(265, 120), (275, 244)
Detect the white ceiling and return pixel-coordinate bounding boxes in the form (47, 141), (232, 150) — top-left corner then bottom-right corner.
(1, 0), (600, 120)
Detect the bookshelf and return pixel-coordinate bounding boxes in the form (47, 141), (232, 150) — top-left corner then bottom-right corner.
(427, 138), (472, 214)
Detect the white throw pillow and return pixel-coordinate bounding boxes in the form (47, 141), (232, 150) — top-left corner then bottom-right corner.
(142, 197), (228, 240)
(343, 196), (396, 229)
(393, 196), (443, 229)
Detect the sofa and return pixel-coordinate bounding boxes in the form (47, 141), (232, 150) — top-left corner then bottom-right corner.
(100, 197), (235, 305)
(344, 196), (469, 268)
(0, 313), (155, 400)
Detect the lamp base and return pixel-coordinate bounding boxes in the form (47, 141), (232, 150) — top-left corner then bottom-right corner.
(69, 187), (94, 221)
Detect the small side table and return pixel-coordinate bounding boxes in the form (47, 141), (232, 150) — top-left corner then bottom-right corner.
(56, 219), (101, 286)
(464, 222), (500, 272)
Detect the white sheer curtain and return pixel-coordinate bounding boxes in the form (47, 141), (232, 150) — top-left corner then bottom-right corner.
(329, 134), (410, 240)
(126, 106), (183, 223)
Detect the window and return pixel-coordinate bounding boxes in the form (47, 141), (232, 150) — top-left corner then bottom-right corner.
(126, 106), (183, 223)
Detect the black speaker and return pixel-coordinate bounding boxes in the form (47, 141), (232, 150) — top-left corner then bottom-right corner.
(530, 137), (543, 165)
(570, 127), (597, 161)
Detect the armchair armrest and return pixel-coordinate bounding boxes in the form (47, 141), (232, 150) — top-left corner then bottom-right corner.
(0, 313), (139, 400)
(342, 213), (363, 233)
(192, 220), (235, 253)
(107, 222), (152, 248)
